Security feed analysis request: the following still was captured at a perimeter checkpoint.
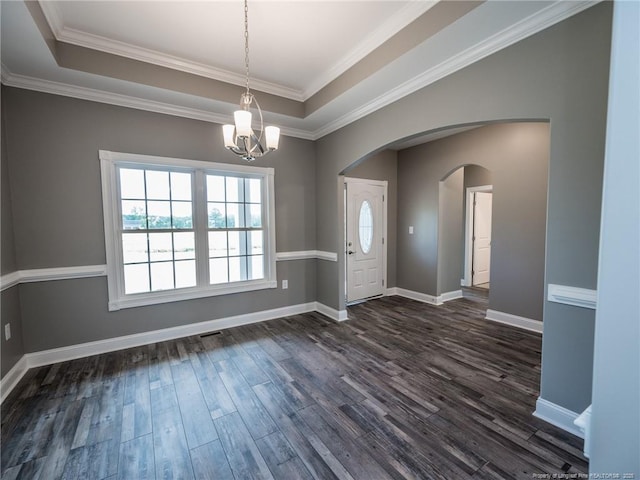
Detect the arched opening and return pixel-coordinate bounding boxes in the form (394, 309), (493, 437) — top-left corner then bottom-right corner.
(338, 121), (549, 324)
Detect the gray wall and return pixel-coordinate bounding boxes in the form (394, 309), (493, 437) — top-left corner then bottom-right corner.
(589, 0), (639, 474)
(437, 167), (464, 295)
(344, 150), (398, 288)
(397, 122), (549, 318)
(464, 164), (492, 191)
(315, 2), (611, 416)
(1, 96), (25, 377)
(2, 86), (317, 352)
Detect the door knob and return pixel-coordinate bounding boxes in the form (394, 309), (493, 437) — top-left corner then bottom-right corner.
(348, 250), (355, 255)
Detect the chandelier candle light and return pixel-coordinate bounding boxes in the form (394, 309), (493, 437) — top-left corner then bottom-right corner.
(223, 0), (280, 161)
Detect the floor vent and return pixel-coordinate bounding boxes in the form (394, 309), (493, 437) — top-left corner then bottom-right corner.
(199, 331), (222, 338)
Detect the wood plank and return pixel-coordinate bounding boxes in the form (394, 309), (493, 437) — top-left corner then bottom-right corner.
(150, 385), (194, 480)
(215, 359), (277, 440)
(118, 433), (155, 480)
(189, 350), (236, 420)
(214, 411), (274, 480)
(171, 361), (218, 449)
(190, 440), (234, 480)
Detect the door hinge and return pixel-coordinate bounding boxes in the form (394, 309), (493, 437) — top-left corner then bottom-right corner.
(382, 279), (385, 286)
(382, 194), (385, 202)
(382, 237), (385, 244)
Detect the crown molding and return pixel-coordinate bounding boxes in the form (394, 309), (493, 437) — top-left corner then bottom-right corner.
(59, 26), (305, 102)
(38, 1), (303, 102)
(302, 0), (437, 99)
(38, 1), (436, 103)
(312, 0), (597, 139)
(0, 70), (315, 141)
(5, 1), (597, 142)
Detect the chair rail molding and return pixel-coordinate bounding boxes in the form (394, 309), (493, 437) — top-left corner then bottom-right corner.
(0, 250), (338, 291)
(547, 284), (597, 309)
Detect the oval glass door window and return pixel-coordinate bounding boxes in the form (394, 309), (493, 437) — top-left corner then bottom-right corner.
(359, 200), (373, 254)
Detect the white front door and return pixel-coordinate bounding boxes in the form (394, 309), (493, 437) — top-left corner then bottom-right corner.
(345, 178), (386, 303)
(473, 191), (492, 285)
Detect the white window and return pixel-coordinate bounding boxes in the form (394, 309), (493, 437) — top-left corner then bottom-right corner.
(100, 150), (276, 311)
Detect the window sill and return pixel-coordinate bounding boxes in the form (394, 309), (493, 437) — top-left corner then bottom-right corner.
(108, 279), (278, 311)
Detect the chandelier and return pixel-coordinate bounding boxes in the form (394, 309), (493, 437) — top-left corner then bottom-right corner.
(223, 0), (280, 162)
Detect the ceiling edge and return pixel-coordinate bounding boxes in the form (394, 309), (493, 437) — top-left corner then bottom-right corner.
(5, 1), (598, 142)
(311, 0), (598, 139)
(0, 67), (315, 141)
(301, 0), (438, 100)
(37, 0), (436, 103)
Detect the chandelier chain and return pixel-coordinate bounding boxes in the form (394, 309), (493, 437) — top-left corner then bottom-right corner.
(244, 0), (250, 95)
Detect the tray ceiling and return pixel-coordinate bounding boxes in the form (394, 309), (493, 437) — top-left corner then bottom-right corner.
(1, 1), (597, 140)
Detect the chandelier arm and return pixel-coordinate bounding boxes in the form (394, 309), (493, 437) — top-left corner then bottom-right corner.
(222, 0), (280, 161)
(252, 95), (265, 145)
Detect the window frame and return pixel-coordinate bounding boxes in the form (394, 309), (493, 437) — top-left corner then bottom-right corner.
(99, 150), (277, 311)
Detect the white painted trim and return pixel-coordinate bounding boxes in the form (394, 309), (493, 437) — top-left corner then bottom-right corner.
(574, 405), (592, 458)
(38, 2), (303, 102)
(1, 265), (107, 291)
(0, 250), (338, 292)
(534, 397), (584, 438)
(315, 251), (338, 262)
(0, 272), (21, 291)
(2, 2), (594, 142)
(0, 300), (349, 401)
(393, 287), (439, 305)
(0, 356), (29, 403)
(0, 71), (314, 141)
(100, 150), (280, 311)
(26, 302), (317, 370)
(20, 265), (107, 283)
(463, 185), (493, 287)
(547, 284), (597, 310)
(313, 1), (596, 139)
(392, 287), (463, 306)
(315, 302), (349, 322)
(276, 250), (337, 262)
(485, 309), (543, 334)
(40, 1), (434, 103)
(440, 289), (463, 303)
(302, 1), (437, 99)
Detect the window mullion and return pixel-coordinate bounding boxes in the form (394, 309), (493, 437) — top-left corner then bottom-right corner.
(193, 169), (209, 287)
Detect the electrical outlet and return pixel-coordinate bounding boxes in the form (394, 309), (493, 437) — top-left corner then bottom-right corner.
(282, 280), (288, 289)
(4, 323), (11, 341)
(409, 226), (414, 234)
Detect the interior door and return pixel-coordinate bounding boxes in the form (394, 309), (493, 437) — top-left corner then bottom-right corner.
(346, 179), (386, 303)
(472, 191), (492, 285)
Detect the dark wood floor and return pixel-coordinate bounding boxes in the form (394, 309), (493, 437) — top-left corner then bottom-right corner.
(1, 295), (587, 479)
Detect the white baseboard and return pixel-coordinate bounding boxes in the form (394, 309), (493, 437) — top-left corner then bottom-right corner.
(485, 309), (543, 333)
(25, 302), (318, 370)
(315, 302), (349, 322)
(440, 289), (463, 303)
(1, 301), (352, 402)
(393, 287), (462, 306)
(0, 356), (29, 403)
(534, 397), (584, 438)
(394, 287), (439, 305)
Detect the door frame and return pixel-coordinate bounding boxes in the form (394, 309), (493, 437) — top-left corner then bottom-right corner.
(343, 177), (388, 304)
(463, 185), (493, 287)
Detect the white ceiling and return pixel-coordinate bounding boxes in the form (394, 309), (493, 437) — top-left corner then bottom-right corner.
(40, 1), (435, 100)
(1, 1), (596, 141)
